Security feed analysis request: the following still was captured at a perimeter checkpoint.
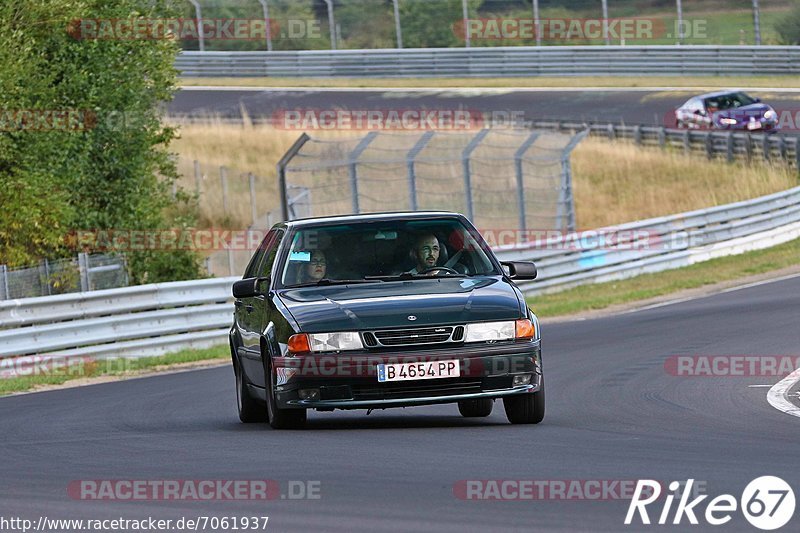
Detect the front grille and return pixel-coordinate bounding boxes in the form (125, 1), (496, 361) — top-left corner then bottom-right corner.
(352, 378), (483, 401)
(364, 325), (463, 347)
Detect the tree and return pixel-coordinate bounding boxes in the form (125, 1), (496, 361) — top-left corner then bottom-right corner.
(0, 0), (202, 282)
(775, 4), (800, 45)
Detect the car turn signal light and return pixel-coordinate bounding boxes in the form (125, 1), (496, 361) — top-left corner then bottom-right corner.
(288, 333), (311, 354)
(515, 319), (535, 339)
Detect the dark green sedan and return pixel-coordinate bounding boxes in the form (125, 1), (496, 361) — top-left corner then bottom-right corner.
(230, 212), (543, 428)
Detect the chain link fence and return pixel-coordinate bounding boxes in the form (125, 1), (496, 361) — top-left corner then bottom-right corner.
(0, 253), (128, 301)
(278, 128), (586, 238)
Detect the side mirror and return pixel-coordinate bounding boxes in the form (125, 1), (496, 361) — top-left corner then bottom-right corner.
(501, 261), (537, 280)
(753, 97), (761, 103)
(232, 277), (268, 298)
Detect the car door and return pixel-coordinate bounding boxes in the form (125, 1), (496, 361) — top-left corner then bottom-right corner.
(241, 228), (286, 386)
(235, 229), (278, 385)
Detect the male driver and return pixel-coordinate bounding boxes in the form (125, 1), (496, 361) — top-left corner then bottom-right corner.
(409, 233), (440, 274)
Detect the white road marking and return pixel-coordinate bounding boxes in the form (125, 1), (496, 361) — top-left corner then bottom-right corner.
(767, 367), (800, 419)
(748, 384), (773, 388)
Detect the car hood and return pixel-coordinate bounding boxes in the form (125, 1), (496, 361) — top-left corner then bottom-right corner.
(277, 277), (524, 332)
(714, 103), (772, 120)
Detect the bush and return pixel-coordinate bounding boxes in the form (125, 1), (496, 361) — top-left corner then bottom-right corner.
(0, 0), (202, 282)
(775, 4), (800, 45)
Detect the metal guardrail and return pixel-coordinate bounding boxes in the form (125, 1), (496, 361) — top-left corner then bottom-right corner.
(175, 46), (800, 78)
(530, 120), (800, 168)
(2, 184), (800, 362)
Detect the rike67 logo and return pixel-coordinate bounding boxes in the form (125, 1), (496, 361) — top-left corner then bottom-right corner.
(626, 477), (795, 530)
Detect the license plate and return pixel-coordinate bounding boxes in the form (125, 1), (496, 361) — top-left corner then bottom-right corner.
(747, 121), (762, 130)
(377, 360), (460, 382)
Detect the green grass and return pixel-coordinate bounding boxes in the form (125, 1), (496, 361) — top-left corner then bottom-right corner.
(0, 344), (229, 396)
(529, 237), (800, 317)
(179, 75), (800, 89)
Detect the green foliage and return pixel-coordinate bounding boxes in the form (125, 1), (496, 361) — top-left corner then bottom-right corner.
(775, 3), (800, 45)
(0, 0), (202, 282)
(400, 0), (481, 48)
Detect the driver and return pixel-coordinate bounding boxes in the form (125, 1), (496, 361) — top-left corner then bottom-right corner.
(409, 233), (440, 275)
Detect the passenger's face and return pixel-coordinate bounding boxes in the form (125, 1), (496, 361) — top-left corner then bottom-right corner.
(306, 251), (326, 281)
(415, 236), (440, 270)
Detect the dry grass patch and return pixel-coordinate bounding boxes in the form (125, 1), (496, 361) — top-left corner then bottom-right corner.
(571, 137), (798, 229)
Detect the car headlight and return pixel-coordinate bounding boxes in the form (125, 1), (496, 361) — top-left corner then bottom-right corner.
(719, 117), (737, 125)
(465, 321), (515, 342)
(764, 109), (777, 120)
(288, 332), (363, 353)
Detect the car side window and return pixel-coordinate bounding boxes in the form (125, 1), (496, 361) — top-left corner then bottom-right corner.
(242, 230), (274, 279)
(256, 229), (285, 283)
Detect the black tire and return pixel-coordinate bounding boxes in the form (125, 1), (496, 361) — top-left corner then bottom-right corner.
(235, 360), (267, 423)
(265, 357), (307, 429)
(458, 398), (493, 417)
(503, 378), (545, 424)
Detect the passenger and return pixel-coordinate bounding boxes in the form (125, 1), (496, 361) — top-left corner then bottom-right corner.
(298, 249), (327, 283)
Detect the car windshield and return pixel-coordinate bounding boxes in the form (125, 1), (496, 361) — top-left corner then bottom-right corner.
(279, 218), (500, 287)
(704, 92), (756, 111)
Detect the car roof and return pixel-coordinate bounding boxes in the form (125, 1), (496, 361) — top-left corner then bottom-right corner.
(283, 211), (465, 229)
(693, 89), (747, 99)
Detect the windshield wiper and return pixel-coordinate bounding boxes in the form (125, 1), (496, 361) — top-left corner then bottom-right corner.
(289, 278), (382, 287)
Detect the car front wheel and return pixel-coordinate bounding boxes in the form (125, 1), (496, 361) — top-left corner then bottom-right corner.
(503, 378), (545, 424)
(235, 360), (267, 423)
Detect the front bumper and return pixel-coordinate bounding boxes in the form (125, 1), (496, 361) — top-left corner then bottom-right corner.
(272, 340), (542, 410)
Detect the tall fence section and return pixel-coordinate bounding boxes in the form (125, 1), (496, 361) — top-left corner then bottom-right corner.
(0, 253), (127, 301)
(277, 129), (587, 234)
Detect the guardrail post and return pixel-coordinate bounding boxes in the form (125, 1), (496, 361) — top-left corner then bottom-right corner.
(78, 253), (90, 292)
(726, 132), (735, 163)
(514, 132), (540, 234)
(607, 123), (615, 140)
(407, 131), (435, 212)
(348, 131), (378, 215)
(779, 135), (787, 162)
(705, 133), (714, 160)
(795, 138), (800, 169)
(248, 173), (258, 225)
(0, 264), (8, 300)
(683, 130), (691, 156)
(745, 133), (753, 161)
(220, 166), (229, 216)
(462, 129), (490, 221)
(634, 125), (643, 145)
(658, 127), (666, 148)
(762, 135), (770, 162)
(228, 249), (235, 276)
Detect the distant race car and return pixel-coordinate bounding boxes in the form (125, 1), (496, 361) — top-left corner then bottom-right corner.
(674, 90), (779, 132)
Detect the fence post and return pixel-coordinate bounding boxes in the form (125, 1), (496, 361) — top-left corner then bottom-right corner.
(276, 133), (310, 221)
(462, 129), (489, 222)
(248, 173), (258, 225)
(762, 134), (770, 162)
(0, 264), (8, 300)
(204, 256), (211, 277)
(78, 252), (90, 292)
(558, 129), (588, 233)
(658, 127), (666, 148)
(779, 135), (787, 162)
(745, 133), (753, 161)
(634, 125), (642, 145)
(607, 123), (615, 140)
(514, 132), (540, 234)
(406, 131), (435, 212)
(795, 138), (800, 169)
(683, 130), (691, 156)
(705, 133), (714, 159)
(228, 249), (235, 277)
(220, 166), (229, 216)
(194, 160), (202, 195)
(348, 131), (379, 215)
(43, 258), (52, 296)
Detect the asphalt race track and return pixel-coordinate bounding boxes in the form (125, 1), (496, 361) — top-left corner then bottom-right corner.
(2, 275), (799, 532)
(170, 88), (800, 128)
